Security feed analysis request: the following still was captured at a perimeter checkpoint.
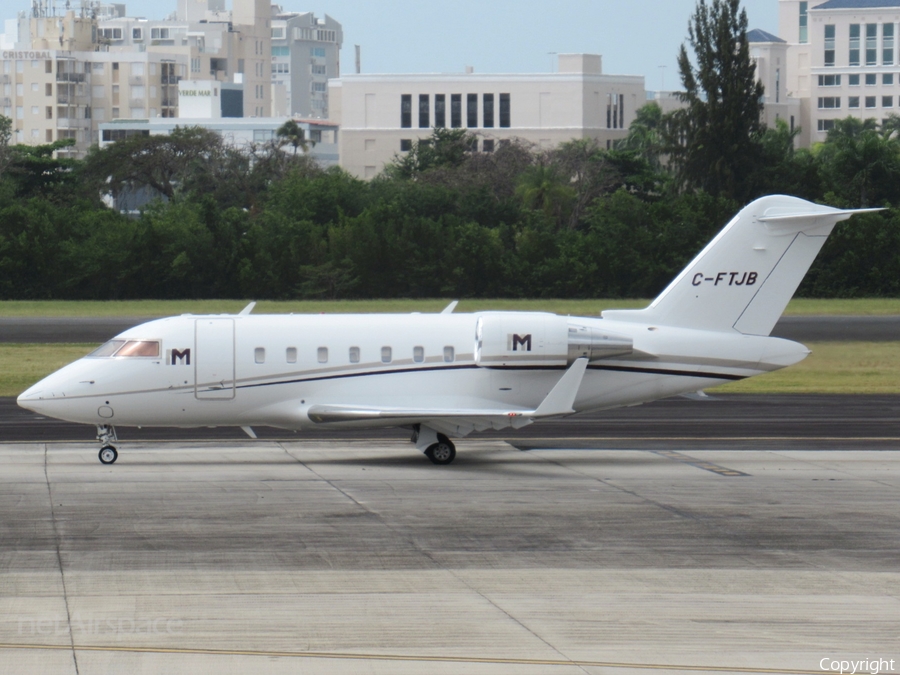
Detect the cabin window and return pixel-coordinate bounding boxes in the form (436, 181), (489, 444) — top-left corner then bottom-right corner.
(317, 347), (328, 363)
(443, 346), (455, 363)
(254, 347), (265, 364)
(413, 346), (425, 363)
(381, 346), (392, 363)
(286, 347), (297, 363)
(349, 346), (360, 363)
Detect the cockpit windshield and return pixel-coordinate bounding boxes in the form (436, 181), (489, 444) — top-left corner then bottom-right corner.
(88, 339), (160, 358)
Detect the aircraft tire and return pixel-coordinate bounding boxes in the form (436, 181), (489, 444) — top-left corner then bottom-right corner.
(99, 446), (118, 465)
(425, 435), (456, 465)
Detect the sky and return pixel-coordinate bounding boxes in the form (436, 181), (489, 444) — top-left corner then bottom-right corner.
(4, 0), (781, 89)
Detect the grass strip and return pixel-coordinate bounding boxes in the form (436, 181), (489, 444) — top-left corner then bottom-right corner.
(2, 341), (897, 398)
(0, 298), (899, 317)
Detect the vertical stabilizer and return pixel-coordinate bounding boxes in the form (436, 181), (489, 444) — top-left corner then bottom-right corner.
(601, 195), (879, 336)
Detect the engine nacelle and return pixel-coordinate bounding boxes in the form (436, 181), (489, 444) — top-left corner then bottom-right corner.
(474, 313), (633, 367)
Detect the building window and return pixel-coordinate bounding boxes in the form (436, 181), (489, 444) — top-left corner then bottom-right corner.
(865, 96), (877, 108)
(467, 93), (478, 127)
(849, 73), (860, 85)
(483, 139), (495, 153)
(254, 347), (265, 364)
(349, 347), (360, 363)
(413, 346), (424, 363)
(825, 24), (836, 67)
(849, 24), (861, 66)
(310, 47), (326, 58)
(817, 97), (840, 109)
(435, 94), (446, 128)
(849, 96), (860, 108)
(818, 119), (835, 132)
(499, 93), (510, 127)
(799, 1), (808, 43)
(867, 24), (878, 66)
(401, 94), (412, 128)
(885, 23), (895, 65)
(418, 94), (429, 128)
(150, 27), (170, 40)
(45, 106), (52, 119)
(884, 73), (894, 85)
(400, 139), (412, 152)
(818, 74), (841, 86)
(133, 27), (142, 40)
(451, 94), (462, 128)
(884, 96), (893, 108)
(866, 73), (877, 85)
(443, 346), (455, 363)
(483, 93), (494, 128)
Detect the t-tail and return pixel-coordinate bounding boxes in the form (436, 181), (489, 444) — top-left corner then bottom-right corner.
(602, 195), (880, 336)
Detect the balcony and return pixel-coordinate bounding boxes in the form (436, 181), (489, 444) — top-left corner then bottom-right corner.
(129, 98), (145, 107)
(129, 76), (144, 85)
(57, 118), (91, 130)
(56, 72), (86, 83)
(161, 75), (181, 85)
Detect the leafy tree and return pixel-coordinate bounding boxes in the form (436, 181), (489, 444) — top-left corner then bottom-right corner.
(0, 115), (13, 181)
(383, 128), (476, 180)
(617, 103), (667, 170)
(818, 117), (900, 206)
(668, 0), (764, 201)
(514, 163), (575, 229)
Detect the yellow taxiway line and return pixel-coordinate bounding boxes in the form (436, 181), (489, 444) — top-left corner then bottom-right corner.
(0, 642), (857, 674)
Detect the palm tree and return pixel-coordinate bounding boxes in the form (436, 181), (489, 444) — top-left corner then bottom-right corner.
(276, 120), (309, 155)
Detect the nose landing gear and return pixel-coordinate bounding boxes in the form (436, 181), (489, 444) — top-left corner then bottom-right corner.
(96, 424), (118, 464)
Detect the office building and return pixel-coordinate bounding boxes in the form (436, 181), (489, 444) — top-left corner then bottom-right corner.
(329, 53), (645, 179)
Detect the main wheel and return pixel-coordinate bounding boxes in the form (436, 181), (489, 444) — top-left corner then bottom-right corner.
(425, 435), (456, 465)
(99, 445), (118, 465)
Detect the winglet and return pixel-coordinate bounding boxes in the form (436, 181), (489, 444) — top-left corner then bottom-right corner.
(532, 358), (588, 418)
(239, 302), (257, 316)
(440, 300), (459, 314)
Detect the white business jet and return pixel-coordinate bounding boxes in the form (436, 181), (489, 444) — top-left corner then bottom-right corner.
(18, 195), (876, 465)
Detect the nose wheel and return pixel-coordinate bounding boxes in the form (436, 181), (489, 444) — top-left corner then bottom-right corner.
(99, 445), (118, 464)
(96, 424), (119, 465)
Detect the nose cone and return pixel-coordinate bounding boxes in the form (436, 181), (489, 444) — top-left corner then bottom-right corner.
(17, 381), (54, 414)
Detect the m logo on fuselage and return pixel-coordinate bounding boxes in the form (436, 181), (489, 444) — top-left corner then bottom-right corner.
(167, 348), (191, 365)
(508, 334), (532, 351)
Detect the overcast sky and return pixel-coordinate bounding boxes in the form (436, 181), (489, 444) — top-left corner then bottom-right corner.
(5, 0), (780, 89)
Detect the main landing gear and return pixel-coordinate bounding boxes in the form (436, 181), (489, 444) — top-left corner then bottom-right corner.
(413, 425), (457, 465)
(97, 424), (118, 465)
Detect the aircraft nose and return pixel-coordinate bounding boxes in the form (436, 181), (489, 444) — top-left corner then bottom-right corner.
(17, 386), (51, 414)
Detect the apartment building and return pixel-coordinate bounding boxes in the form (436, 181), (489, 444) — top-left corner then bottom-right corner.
(329, 54), (645, 180)
(0, 0), (271, 157)
(270, 10), (341, 119)
(778, 0), (900, 145)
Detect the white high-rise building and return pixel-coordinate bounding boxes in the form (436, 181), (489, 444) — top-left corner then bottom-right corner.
(778, 0), (900, 145)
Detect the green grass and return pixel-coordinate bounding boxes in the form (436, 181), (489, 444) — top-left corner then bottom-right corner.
(716, 342), (900, 394)
(0, 297), (899, 317)
(0, 344), (97, 397)
(3, 341), (898, 398)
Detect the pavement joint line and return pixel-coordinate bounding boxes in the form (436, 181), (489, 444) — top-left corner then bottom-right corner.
(650, 450), (751, 477)
(0, 643), (847, 674)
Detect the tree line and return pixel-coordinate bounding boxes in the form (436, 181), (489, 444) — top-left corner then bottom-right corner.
(0, 0), (898, 301)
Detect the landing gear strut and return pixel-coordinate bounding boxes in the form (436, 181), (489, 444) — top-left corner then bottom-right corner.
(97, 424), (118, 465)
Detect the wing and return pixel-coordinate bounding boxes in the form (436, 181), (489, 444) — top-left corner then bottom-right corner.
(305, 357), (589, 437)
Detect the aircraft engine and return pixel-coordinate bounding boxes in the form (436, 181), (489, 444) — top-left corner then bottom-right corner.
(474, 313), (632, 368)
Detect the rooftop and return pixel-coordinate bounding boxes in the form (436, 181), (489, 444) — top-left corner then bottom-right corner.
(812, 0), (900, 9)
(747, 28), (786, 43)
